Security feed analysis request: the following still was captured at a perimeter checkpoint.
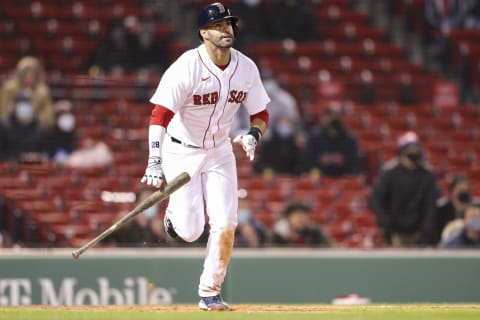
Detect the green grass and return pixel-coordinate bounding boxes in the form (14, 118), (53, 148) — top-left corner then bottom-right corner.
(0, 304), (479, 320)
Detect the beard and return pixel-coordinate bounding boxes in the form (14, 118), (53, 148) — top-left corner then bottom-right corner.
(208, 33), (234, 49)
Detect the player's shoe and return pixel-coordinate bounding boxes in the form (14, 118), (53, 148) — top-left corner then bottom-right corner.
(163, 215), (178, 239)
(198, 295), (230, 311)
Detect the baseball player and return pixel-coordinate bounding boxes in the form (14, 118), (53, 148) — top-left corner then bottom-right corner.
(141, 2), (270, 311)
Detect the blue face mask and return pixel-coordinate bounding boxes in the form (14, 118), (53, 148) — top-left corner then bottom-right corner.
(143, 206), (157, 219)
(237, 209), (252, 224)
(467, 216), (480, 232)
(15, 101), (34, 123)
(276, 123), (295, 138)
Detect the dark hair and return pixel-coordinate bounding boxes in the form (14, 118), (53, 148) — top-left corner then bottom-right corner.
(449, 174), (470, 192)
(283, 201), (311, 217)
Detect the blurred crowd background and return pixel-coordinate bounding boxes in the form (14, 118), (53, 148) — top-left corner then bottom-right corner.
(1, 0), (480, 249)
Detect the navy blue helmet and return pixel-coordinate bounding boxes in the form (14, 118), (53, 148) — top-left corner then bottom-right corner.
(197, 2), (238, 41)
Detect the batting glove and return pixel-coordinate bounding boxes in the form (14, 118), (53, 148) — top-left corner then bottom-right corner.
(141, 156), (164, 188)
(234, 133), (258, 161)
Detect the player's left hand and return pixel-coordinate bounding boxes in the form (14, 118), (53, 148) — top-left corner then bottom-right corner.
(233, 134), (257, 161)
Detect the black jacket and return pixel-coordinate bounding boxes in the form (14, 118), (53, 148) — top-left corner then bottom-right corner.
(2, 115), (47, 160)
(368, 159), (440, 244)
(306, 126), (361, 176)
(434, 196), (464, 244)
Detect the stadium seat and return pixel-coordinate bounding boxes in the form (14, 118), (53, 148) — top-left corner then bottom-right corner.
(351, 211), (377, 229)
(0, 176), (35, 190)
(50, 223), (93, 246)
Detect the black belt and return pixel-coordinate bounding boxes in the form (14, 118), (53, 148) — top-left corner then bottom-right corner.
(171, 136), (200, 149)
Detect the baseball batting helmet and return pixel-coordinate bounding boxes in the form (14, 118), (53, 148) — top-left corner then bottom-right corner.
(197, 2), (239, 41)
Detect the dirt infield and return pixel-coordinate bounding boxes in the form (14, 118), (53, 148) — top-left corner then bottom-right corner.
(9, 304), (480, 312)
(12, 305), (339, 312)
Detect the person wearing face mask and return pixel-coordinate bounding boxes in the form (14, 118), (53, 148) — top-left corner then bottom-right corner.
(253, 115), (307, 175)
(0, 56), (54, 129)
(441, 203), (480, 249)
(44, 100), (79, 163)
(270, 201), (334, 247)
(230, 75), (300, 143)
(434, 174), (473, 244)
(368, 131), (441, 247)
(234, 188), (266, 247)
(305, 105), (363, 177)
(1, 95), (48, 161)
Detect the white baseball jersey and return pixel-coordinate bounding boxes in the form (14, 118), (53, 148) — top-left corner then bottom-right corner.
(150, 44), (270, 149)
(149, 43), (270, 298)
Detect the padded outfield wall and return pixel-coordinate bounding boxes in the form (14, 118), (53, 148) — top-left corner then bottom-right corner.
(0, 248), (479, 305)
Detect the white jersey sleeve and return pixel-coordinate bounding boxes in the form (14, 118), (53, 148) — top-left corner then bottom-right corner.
(149, 53), (192, 112)
(241, 56), (270, 116)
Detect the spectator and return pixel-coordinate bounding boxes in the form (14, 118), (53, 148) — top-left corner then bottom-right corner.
(434, 174), (472, 244)
(90, 21), (134, 73)
(269, 0), (318, 41)
(424, 0), (469, 36)
(254, 115), (307, 175)
(423, 0), (469, 75)
(262, 76), (301, 141)
(231, 76), (300, 141)
(396, 72), (418, 106)
(270, 201), (334, 247)
(86, 19), (103, 42)
(44, 18), (59, 42)
(304, 105), (363, 177)
(1, 95), (48, 162)
(357, 69), (377, 105)
(458, 42), (473, 104)
(130, 26), (170, 72)
(464, 0), (480, 29)
(229, 0), (271, 48)
(0, 56), (54, 129)
(0, 121), (8, 160)
(235, 188), (267, 247)
(0, 229), (12, 248)
(441, 203), (480, 248)
(104, 188), (168, 247)
(368, 131), (441, 247)
(44, 100), (78, 163)
(0, 19), (15, 41)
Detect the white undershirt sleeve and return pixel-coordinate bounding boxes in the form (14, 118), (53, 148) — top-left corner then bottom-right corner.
(148, 124), (166, 158)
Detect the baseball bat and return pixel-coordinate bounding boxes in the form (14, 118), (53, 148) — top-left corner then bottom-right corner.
(71, 172), (190, 260)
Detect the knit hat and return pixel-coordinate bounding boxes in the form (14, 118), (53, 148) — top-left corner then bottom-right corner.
(397, 131), (420, 153)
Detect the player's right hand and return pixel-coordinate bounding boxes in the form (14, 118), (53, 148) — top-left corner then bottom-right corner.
(141, 156), (164, 188)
